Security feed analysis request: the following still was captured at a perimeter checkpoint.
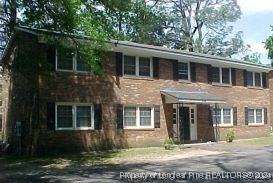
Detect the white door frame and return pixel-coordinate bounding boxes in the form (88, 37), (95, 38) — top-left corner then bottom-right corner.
(172, 104), (197, 141)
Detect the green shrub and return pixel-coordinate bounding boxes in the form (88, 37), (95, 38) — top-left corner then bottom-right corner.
(164, 137), (174, 150)
(226, 129), (235, 143)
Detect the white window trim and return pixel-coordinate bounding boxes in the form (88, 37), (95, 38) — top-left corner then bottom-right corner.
(248, 108), (264, 126)
(212, 67), (232, 85)
(247, 71), (263, 88)
(213, 108), (233, 127)
(123, 105), (154, 129)
(55, 48), (90, 73)
(122, 55), (153, 78)
(55, 102), (94, 130)
(178, 61), (191, 81)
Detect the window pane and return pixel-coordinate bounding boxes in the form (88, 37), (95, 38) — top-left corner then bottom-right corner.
(139, 57), (151, 77)
(255, 73), (261, 87)
(124, 107), (136, 126)
(57, 105), (73, 128)
(248, 109), (255, 124)
(77, 52), (89, 71)
(247, 72), (253, 86)
(178, 62), (188, 80)
(213, 108), (221, 124)
(256, 109), (263, 123)
(76, 106), (91, 128)
(124, 56), (136, 75)
(223, 108), (231, 124)
(57, 48), (74, 70)
(140, 107), (151, 126)
(212, 67), (220, 83)
(222, 68), (230, 84)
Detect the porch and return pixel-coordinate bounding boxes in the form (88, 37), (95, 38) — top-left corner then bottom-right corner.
(161, 88), (226, 144)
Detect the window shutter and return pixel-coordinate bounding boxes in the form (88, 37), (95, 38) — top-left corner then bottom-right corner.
(262, 73), (267, 88)
(208, 107), (213, 126)
(94, 104), (102, 130)
(154, 105), (160, 128)
(116, 104), (123, 129)
(264, 108), (268, 124)
(153, 57), (159, 79)
(190, 62), (196, 82)
(231, 68), (236, 86)
(116, 52), (123, 76)
(243, 70), (247, 87)
(173, 60), (178, 81)
(245, 107), (248, 125)
(207, 65), (212, 84)
(47, 102), (55, 130)
(233, 107), (237, 126)
(47, 46), (56, 71)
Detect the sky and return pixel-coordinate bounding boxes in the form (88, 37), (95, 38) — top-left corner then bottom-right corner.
(234, 0), (273, 65)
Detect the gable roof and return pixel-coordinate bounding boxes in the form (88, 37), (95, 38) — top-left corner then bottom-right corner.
(2, 26), (272, 72)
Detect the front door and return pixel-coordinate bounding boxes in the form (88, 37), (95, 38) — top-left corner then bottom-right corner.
(172, 104), (197, 143)
(179, 107), (190, 141)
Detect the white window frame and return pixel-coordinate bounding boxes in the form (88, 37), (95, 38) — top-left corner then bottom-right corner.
(178, 61), (191, 81)
(123, 105), (154, 129)
(55, 103), (94, 130)
(56, 48), (89, 73)
(122, 55), (153, 78)
(248, 108), (264, 126)
(212, 67), (232, 85)
(213, 108), (233, 126)
(247, 71), (263, 88)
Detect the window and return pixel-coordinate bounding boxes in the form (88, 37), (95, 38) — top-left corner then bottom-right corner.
(124, 106), (154, 129)
(246, 71), (262, 87)
(76, 52), (89, 72)
(140, 107), (152, 126)
(247, 108), (264, 125)
(211, 67), (231, 85)
(212, 108), (233, 126)
(76, 106), (92, 128)
(222, 68), (230, 84)
(124, 107), (137, 127)
(212, 67), (220, 83)
(57, 48), (74, 71)
(57, 105), (73, 128)
(139, 57), (151, 77)
(56, 48), (90, 72)
(178, 62), (190, 80)
(56, 103), (93, 130)
(123, 55), (152, 77)
(124, 56), (136, 75)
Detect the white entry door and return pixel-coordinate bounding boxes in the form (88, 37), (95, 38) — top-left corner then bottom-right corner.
(172, 104), (197, 142)
(189, 106), (197, 141)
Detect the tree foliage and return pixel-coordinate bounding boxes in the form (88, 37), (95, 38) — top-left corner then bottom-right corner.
(243, 52), (261, 64)
(265, 26), (273, 66)
(157, 0), (247, 57)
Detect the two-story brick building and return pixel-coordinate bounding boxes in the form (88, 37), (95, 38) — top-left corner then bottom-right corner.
(1, 26), (272, 154)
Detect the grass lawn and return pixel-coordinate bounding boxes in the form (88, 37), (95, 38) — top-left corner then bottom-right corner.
(234, 134), (273, 147)
(2, 146), (222, 176)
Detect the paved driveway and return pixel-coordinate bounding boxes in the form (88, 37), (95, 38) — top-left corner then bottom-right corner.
(3, 144), (273, 183)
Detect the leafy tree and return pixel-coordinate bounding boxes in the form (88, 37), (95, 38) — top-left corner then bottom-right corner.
(265, 26), (273, 66)
(157, 0), (247, 57)
(0, 0), (16, 55)
(243, 52), (261, 64)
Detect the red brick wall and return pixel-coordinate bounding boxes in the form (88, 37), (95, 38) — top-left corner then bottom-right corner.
(2, 36), (271, 153)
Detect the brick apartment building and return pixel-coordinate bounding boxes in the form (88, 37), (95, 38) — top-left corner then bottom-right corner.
(1, 26), (273, 154)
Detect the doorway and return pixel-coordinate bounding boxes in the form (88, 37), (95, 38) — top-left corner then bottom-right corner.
(172, 104), (197, 143)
